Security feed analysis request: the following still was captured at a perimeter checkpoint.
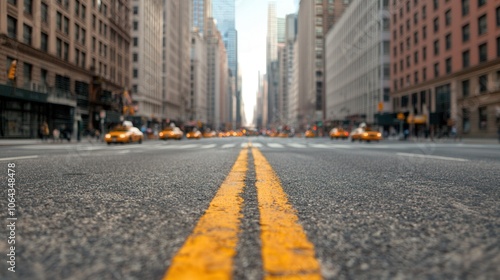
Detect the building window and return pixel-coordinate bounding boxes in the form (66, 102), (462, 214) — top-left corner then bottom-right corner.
(478, 107), (487, 130)
(81, 5), (86, 19)
(56, 38), (62, 58)
(133, 69), (138, 78)
(433, 0), (438, 10)
(462, 24), (470, 42)
(133, 53), (138, 62)
(479, 43), (487, 62)
(445, 33), (451, 50)
(445, 58), (452, 74)
(40, 32), (48, 52)
(423, 46), (427, 60)
(133, 37), (138, 46)
(63, 42), (69, 61)
(497, 7), (500, 27)
(20, 24), (30, 46)
(414, 71), (419, 84)
(422, 5), (426, 19)
(23, 62), (32, 83)
(445, 9), (451, 26)
(434, 39), (439, 55)
(497, 36), (500, 57)
(478, 15), (487, 35)
(24, 0), (32, 15)
(462, 50), (470, 68)
(462, 0), (470, 16)
(422, 25), (427, 39)
(7, 16), (17, 39)
(41, 3), (48, 23)
(414, 31), (418, 44)
(414, 12), (418, 24)
(133, 6), (138, 15)
(462, 79), (470, 97)
(433, 17), (439, 33)
(423, 67), (427, 81)
(8, 0), (16, 5)
(414, 51), (419, 63)
(434, 63), (439, 77)
(479, 75), (488, 93)
(478, 0), (486, 7)
(133, 21), (138, 31)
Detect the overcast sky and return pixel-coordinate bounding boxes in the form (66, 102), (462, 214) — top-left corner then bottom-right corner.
(236, 0), (298, 126)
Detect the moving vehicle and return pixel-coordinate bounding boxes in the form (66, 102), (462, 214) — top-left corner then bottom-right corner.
(105, 125), (143, 144)
(351, 127), (382, 142)
(305, 130), (315, 138)
(186, 130), (202, 139)
(159, 127), (183, 140)
(329, 128), (349, 140)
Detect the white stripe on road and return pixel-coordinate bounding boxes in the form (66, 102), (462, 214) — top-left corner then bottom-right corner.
(330, 144), (353, 149)
(396, 152), (469, 162)
(222, 144), (236, 148)
(267, 143), (284, 148)
(241, 143), (250, 148)
(178, 144), (199, 149)
(201, 144), (217, 149)
(116, 150), (130, 154)
(309, 144), (331, 149)
(287, 143), (307, 148)
(251, 143), (263, 147)
(0, 155), (39, 161)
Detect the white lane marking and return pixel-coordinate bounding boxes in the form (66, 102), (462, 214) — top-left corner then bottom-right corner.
(241, 143), (250, 148)
(0, 155), (39, 161)
(287, 143), (307, 148)
(222, 144), (236, 148)
(116, 150), (130, 154)
(330, 144), (353, 149)
(251, 142), (263, 147)
(267, 143), (284, 148)
(178, 144), (199, 149)
(396, 152), (469, 162)
(309, 144), (331, 149)
(202, 144), (217, 149)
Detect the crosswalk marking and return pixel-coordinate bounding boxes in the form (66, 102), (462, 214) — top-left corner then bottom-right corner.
(267, 143), (284, 148)
(222, 143), (236, 148)
(251, 142), (263, 147)
(201, 144), (217, 149)
(287, 143), (306, 148)
(309, 143), (331, 149)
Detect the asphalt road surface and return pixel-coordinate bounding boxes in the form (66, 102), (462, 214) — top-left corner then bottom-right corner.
(0, 137), (499, 279)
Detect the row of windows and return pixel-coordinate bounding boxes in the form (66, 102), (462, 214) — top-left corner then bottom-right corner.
(394, 38), (499, 90)
(392, 0), (488, 23)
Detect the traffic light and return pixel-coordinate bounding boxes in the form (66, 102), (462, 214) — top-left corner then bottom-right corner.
(8, 60), (17, 80)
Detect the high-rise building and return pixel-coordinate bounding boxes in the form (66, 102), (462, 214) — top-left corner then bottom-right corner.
(162, 0), (192, 124)
(189, 31), (208, 124)
(206, 18), (229, 130)
(192, 0), (212, 36)
(297, 0), (350, 129)
(212, 0), (239, 128)
(325, 0), (391, 126)
(284, 13), (298, 126)
(0, 0), (130, 139)
(130, 0), (163, 128)
(266, 2), (278, 127)
(391, 0), (500, 138)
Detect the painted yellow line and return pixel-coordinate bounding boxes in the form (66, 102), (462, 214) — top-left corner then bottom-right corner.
(252, 148), (322, 280)
(163, 148), (248, 280)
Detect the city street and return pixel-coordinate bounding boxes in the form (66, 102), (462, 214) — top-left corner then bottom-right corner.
(1, 137), (499, 279)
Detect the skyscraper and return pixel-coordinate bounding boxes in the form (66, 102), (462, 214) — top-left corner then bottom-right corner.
(213, 0), (239, 128)
(192, 0), (212, 35)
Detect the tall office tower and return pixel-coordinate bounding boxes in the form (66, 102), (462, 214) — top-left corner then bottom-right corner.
(266, 2), (278, 127)
(391, 0), (500, 138)
(297, 0), (350, 129)
(284, 13), (297, 127)
(192, 0), (212, 35)
(130, 0), (163, 128)
(162, 0), (192, 123)
(206, 18), (229, 130)
(0, 0), (130, 139)
(325, 0), (391, 128)
(189, 31), (208, 124)
(212, 0), (239, 127)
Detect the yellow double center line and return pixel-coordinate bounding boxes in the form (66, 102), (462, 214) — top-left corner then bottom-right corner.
(164, 145), (321, 280)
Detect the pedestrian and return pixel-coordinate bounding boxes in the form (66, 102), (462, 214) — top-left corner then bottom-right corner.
(41, 122), (49, 141)
(52, 128), (60, 143)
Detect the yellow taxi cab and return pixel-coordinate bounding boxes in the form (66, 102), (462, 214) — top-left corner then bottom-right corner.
(159, 127), (183, 140)
(351, 127), (382, 142)
(186, 130), (202, 139)
(305, 130), (315, 138)
(105, 125), (143, 144)
(202, 130), (216, 138)
(329, 128), (349, 140)
(278, 132), (289, 138)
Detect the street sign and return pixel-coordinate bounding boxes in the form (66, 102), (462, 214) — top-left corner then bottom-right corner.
(397, 112), (405, 120)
